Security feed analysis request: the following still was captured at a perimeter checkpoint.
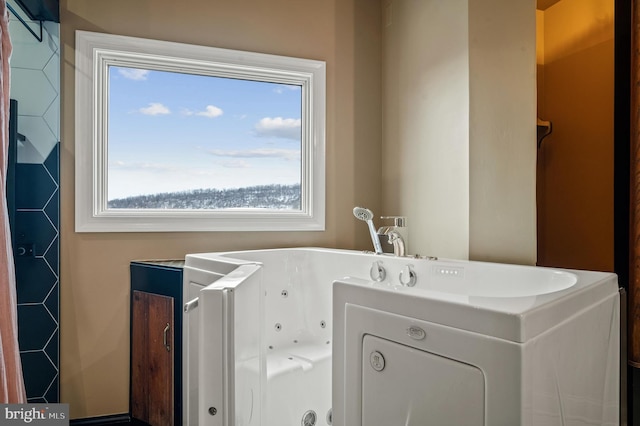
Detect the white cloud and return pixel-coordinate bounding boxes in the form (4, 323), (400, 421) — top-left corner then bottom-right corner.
(110, 161), (178, 172)
(181, 105), (224, 118)
(196, 105), (224, 118)
(216, 159), (251, 168)
(209, 148), (300, 161)
(273, 84), (301, 94)
(118, 68), (150, 81)
(139, 103), (171, 116)
(254, 117), (301, 140)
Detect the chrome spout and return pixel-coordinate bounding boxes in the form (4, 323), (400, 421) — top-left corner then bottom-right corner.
(385, 230), (406, 257)
(377, 216), (408, 256)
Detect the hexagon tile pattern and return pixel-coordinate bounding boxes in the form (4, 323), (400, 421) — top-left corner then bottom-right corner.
(15, 145), (59, 403)
(9, 7), (60, 404)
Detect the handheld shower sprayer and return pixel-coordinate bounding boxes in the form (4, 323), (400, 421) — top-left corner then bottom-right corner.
(353, 207), (383, 254)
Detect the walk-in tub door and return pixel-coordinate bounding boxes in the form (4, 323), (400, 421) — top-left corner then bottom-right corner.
(362, 334), (484, 425)
(198, 264), (263, 426)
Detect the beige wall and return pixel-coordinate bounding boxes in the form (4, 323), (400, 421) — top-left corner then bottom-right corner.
(382, 0), (537, 264)
(468, 0), (537, 264)
(60, 0), (382, 418)
(382, 0), (470, 259)
(536, 0), (614, 271)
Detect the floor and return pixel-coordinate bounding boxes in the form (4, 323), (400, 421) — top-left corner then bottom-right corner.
(69, 415), (143, 425)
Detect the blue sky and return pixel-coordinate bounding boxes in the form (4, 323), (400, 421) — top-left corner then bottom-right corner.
(107, 66), (302, 200)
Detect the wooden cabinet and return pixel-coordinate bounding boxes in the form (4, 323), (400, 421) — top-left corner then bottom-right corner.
(130, 261), (184, 426)
(131, 291), (173, 425)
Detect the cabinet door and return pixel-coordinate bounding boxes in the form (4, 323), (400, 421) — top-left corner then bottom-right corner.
(132, 291), (174, 426)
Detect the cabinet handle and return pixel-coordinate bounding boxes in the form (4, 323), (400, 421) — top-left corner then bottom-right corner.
(163, 323), (171, 352)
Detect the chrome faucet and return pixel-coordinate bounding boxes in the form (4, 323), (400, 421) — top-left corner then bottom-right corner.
(377, 216), (407, 256)
(376, 229), (407, 256)
(385, 230), (406, 257)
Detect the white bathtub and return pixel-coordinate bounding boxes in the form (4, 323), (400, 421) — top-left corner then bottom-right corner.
(184, 248), (340, 426)
(183, 248), (620, 426)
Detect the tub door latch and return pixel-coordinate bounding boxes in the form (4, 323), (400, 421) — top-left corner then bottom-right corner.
(184, 297), (199, 313)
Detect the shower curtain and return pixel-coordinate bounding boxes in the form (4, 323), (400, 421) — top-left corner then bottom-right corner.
(0, 0), (25, 403)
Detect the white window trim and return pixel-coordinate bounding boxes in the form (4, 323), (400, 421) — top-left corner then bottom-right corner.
(75, 30), (325, 232)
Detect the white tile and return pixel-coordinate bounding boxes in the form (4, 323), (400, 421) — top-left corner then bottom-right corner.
(17, 138), (46, 163)
(43, 50), (59, 93)
(43, 94), (59, 139)
(8, 1), (60, 164)
(11, 69), (56, 116)
(17, 115), (57, 163)
(42, 22), (59, 54)
(8, 19), (55, 70)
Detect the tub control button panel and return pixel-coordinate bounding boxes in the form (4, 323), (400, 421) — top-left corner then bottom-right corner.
(432, 265), (465, 278)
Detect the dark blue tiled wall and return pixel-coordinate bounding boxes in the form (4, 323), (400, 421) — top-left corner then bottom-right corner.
(14, 144), (59, 403)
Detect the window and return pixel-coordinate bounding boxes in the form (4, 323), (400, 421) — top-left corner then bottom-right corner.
(75, 31), (325, 232)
